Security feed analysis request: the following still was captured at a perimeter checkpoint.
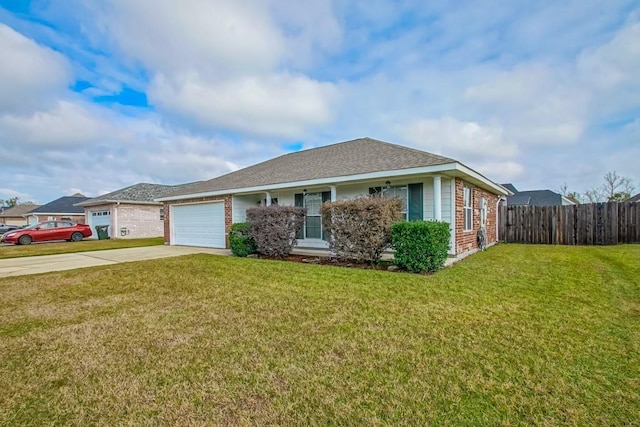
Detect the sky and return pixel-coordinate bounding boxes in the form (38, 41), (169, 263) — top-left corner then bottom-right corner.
(0, 0), (639, 204)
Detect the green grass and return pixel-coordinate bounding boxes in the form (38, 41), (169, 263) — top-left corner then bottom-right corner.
(0, 237), (163, 259)
(0, 244), (638, 425)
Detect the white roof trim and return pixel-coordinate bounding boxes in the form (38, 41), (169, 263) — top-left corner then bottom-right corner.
(453, 163), (510, 195)
(157, 162), (508, 202)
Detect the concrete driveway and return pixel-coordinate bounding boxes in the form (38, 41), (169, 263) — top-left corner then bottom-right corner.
(0, 245), (231, 278)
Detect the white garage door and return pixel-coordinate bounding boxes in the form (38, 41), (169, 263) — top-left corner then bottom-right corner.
(88, 209), (111, 237)
(172, 202), (225, 248)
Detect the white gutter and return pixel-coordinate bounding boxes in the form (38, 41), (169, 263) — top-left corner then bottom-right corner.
(157, 162), (508, 202)
(75, 200), (162, 207)
(453, 163), (511, 196)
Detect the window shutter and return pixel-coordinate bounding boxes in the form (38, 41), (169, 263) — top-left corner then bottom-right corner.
(408, 183), (423, 221)
(321, 191), (331, 240)
(295, 193), (304, 239)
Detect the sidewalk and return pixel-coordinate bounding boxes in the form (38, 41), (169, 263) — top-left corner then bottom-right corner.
(0, 245), (230, 278)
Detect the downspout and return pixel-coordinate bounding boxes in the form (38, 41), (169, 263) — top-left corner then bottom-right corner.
(113, 202), (120, 239)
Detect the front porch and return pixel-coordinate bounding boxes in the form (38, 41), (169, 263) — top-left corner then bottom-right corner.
(232, 174), (457, 254)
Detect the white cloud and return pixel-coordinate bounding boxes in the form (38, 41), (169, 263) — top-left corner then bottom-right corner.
(464, 64), (588, 146)
(400, 117), (518, 161)
(473, 161), (525, 183)
(0, 23), (71, 113)
(0, 100), (115, 148)
(80, 0), (340, 139)
(399, 117), (526, 183)
(577, 17), (640, 116)
(95, 0), (284, 78)
(149, 72), (336, 137)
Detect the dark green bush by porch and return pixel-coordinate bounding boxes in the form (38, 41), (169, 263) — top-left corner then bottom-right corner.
(229, 222), (256, 257)
(392, 221), (451, 273)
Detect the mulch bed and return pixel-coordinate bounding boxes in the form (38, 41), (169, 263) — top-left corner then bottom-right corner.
(253, 254), (401, 272)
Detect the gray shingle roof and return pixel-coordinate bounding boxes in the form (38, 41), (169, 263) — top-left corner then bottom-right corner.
(626, 193), (640, 203)
(506, 189), (564, 206)
(0, 204), (41, 217)
(28, 196), (89, 214)
(165, 137), (456, 198)
(77, 183), (196, 206)
(501, 183), (518, 194)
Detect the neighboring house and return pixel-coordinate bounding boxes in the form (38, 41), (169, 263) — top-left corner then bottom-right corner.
(76, 183), (195, 239)
(0, 204), (41, 226)
(157, 137), (510, 257)
(26, 194), (89, 224)
(503, 183), (576, 206)
(625, 193), (640, 203)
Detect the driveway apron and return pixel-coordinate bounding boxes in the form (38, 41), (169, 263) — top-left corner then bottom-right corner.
(0, 246), (230, 277)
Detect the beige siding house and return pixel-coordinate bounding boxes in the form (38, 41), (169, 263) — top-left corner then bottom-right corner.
(0, 204), (41, 226)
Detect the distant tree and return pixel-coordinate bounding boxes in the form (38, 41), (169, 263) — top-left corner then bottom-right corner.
(583, 188), (605, 203)
(559, 183), (581, 204)
(566, 192), (581, 204)
(4, 197), (19, 208)
(602, 171), (634, 202)
(582, 171), (635, 203)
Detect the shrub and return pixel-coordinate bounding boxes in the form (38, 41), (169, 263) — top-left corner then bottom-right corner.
(228, 222), (256, 257)
(246, 205), (305, 258)
(391, 221), (451, 273)
(321, 196), (403, 264)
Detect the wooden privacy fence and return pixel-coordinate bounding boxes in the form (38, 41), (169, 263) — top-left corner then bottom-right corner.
(499, 202), (640, 245)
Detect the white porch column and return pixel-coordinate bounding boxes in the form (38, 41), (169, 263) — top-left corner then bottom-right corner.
(433, 175), (442, 221)
(330, 185), (337, 201)
(265, 192), (271, 206)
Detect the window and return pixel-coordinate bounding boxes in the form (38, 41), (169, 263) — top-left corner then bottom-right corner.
(295, 191), (330, 240)
(386, 186), (408, 221)
(463, 186), (473, 231)
(304, 192), (322, 239)
(480, 198), (487, 227)
(160, 207), (165, 221)
(369, 183), (423, 221)
(57, 221), (73, 228)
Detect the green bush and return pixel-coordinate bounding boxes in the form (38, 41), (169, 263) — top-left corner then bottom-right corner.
(228, 222), (256, 257)
(321, 197), (403, 264)
(392, 221), (451, 273)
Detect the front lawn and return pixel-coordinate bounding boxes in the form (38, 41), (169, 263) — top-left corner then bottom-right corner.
(0, 244), (638, 425)
(0, 237), (163, 259)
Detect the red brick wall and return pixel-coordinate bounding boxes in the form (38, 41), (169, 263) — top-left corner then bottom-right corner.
(163, 195), (232, 247)
(454, 178), (498, 255)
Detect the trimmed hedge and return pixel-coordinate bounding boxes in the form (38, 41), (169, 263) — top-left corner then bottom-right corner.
(392, 221), (451, 273)
(228, 222), (256, 257)
(321, 196), (403, 264)
(246, 205), (305, 259)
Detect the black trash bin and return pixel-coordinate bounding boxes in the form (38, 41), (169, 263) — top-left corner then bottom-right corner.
(95, 225), (110, 240)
